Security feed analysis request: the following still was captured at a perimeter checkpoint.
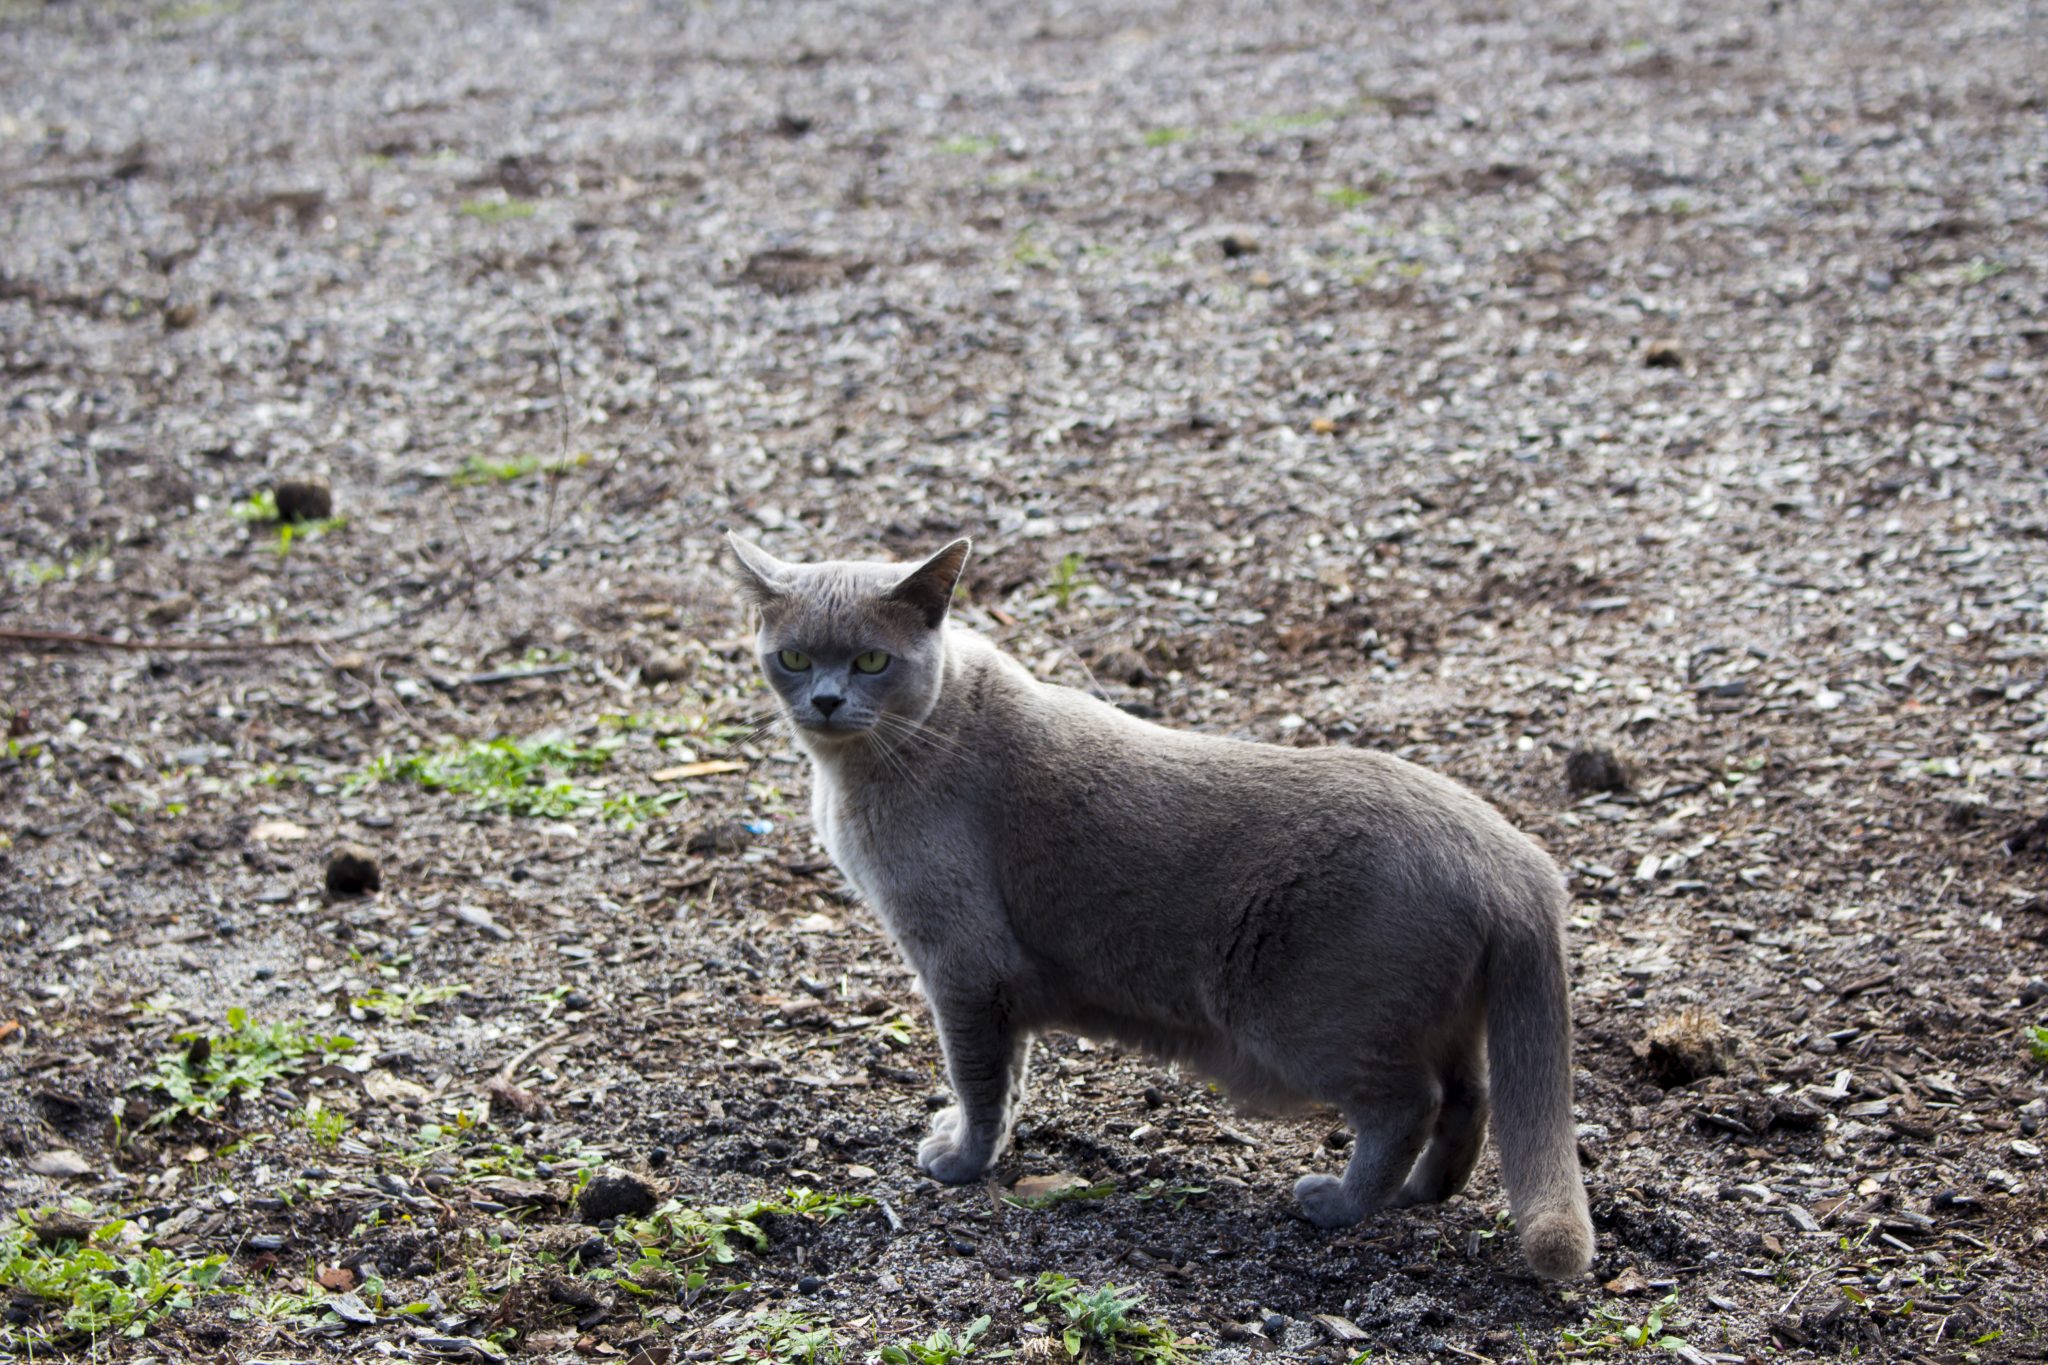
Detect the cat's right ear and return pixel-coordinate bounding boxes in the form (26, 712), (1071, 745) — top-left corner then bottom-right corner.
(886, 538), (972, 628)
(725, 532), (792, 610)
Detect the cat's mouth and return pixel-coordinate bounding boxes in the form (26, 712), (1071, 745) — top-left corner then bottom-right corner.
(797, 716), (874, 738)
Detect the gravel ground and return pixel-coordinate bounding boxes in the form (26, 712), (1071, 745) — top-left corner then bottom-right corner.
(3, 0), (2046, 1361)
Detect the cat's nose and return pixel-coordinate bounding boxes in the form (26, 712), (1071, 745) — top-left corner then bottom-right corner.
(813, 694), (844, 718)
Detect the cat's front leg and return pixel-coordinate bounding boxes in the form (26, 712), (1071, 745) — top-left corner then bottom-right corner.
(917, 987), (1030, 1183)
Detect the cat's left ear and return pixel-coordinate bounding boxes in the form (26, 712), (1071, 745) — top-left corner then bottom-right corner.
(885, 538), (972, 628)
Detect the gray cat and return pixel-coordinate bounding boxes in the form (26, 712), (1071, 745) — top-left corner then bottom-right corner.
(725, 534), (1594, 1280)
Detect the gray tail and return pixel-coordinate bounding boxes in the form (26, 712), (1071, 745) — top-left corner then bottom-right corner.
(1484, 896), (1594, 1279)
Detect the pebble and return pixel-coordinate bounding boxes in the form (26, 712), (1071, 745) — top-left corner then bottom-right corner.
(1643, 339), (1685, 369)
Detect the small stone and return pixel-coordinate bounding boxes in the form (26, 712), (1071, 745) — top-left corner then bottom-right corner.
(687, 822), (752, 855)
(1565, 744), (1632, 795)
(1262, 1314), (1287, 1338)
(1643, 339), (1685, 370)
(326, 844), (382, 897)
(1219, 231), (1261, 259)
(797, 1275), (823, 1294)
(577, 1168), (660, 1223)
(272, 476), (334, 523)
(28, 1149), (91, 1178)
(30, 1210), (96, 1245)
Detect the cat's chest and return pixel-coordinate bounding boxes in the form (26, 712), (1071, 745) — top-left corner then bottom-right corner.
(810, 768), (897, 907)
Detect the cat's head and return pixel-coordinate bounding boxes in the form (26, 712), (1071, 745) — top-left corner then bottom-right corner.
(725, 534), (970, 745)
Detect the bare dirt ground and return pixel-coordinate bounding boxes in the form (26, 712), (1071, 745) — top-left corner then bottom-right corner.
(3, 0), (2046, 1361)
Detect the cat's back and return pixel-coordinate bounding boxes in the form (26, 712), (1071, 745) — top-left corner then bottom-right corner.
(948, 631), (1555, 896)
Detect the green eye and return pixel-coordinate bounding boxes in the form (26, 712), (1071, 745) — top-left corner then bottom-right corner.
(853, 651), (891, 674)
(777, 649), (811, 671)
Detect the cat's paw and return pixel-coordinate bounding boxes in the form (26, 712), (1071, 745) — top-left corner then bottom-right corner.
(1293, 1173), (1363, 1229)
(916, 1126), (993, 1184)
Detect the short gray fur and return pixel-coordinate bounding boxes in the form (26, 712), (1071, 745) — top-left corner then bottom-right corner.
(725, 534), (1595, 1279)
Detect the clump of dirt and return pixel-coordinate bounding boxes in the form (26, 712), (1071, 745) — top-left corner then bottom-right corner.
(1564, 743), (1633, 795)
(1634, 1007), (1742, 1088)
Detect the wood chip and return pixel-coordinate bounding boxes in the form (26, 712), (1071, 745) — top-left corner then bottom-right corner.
(652, 760), (747, 781)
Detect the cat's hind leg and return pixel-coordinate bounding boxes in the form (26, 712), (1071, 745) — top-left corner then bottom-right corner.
(1293, 1080), (1438, 1228)
(1392, 1046), (1489, 1207)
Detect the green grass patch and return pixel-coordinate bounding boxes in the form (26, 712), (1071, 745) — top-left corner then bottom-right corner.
(353, 731), (683, 825)
(2027, 1025), (2048, 1064)
(1020, 1272), (1202, 1364)
(449, 452), (590, 487)
(722, 1308), (843, 1364)
(880, 1316), (990, 1365)
(1142, 126), (1193, 147)
(352, 981), (470, 1024)
(1, 1210), (227, 1350)
(231, 489), (347, 555)
(604, 1188), (872, 1296)
(937, 135), (998, 156)
(137, 1008), (357, 1130)
(1009, 227), (1057, 271)
(1319, 185), (1376, 210)
(1560, 1290), (1687, 1354)
(459, 196), (538, 223)
(10, 543), (106, 588)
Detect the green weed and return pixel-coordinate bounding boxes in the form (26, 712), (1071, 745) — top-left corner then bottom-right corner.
(232, 488), (346, 553)
(1560, 1290), (1687, 1355)
(11, 543), (106, 587)
(0, 1211), (227, 1349)
(298, 1098), (350, 1149)
(606, 1189), (871, 1294)
(938, 135), (998, 156)
(352, 981), (470, 1024)
(1009, 226), (1057, 270)
(449, 452), (590, 487)
(1132, 1179), (1209, 1211)
(724, 1309), (842, 1364)
(1020, 1272), (1201, 1364)
(1143, 126), (1192, 147)
(1320, 185), (1376, 210)
(459, 196), (538, 223)
(1961, 258), (2008, 287)
(881, 1315), (991, 1365)
(138, 1008), (357, 1130)
(2027, 1025), (2048, 1064)
(1046, 552), (1092, 610)
(354, 732), (680, 824)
